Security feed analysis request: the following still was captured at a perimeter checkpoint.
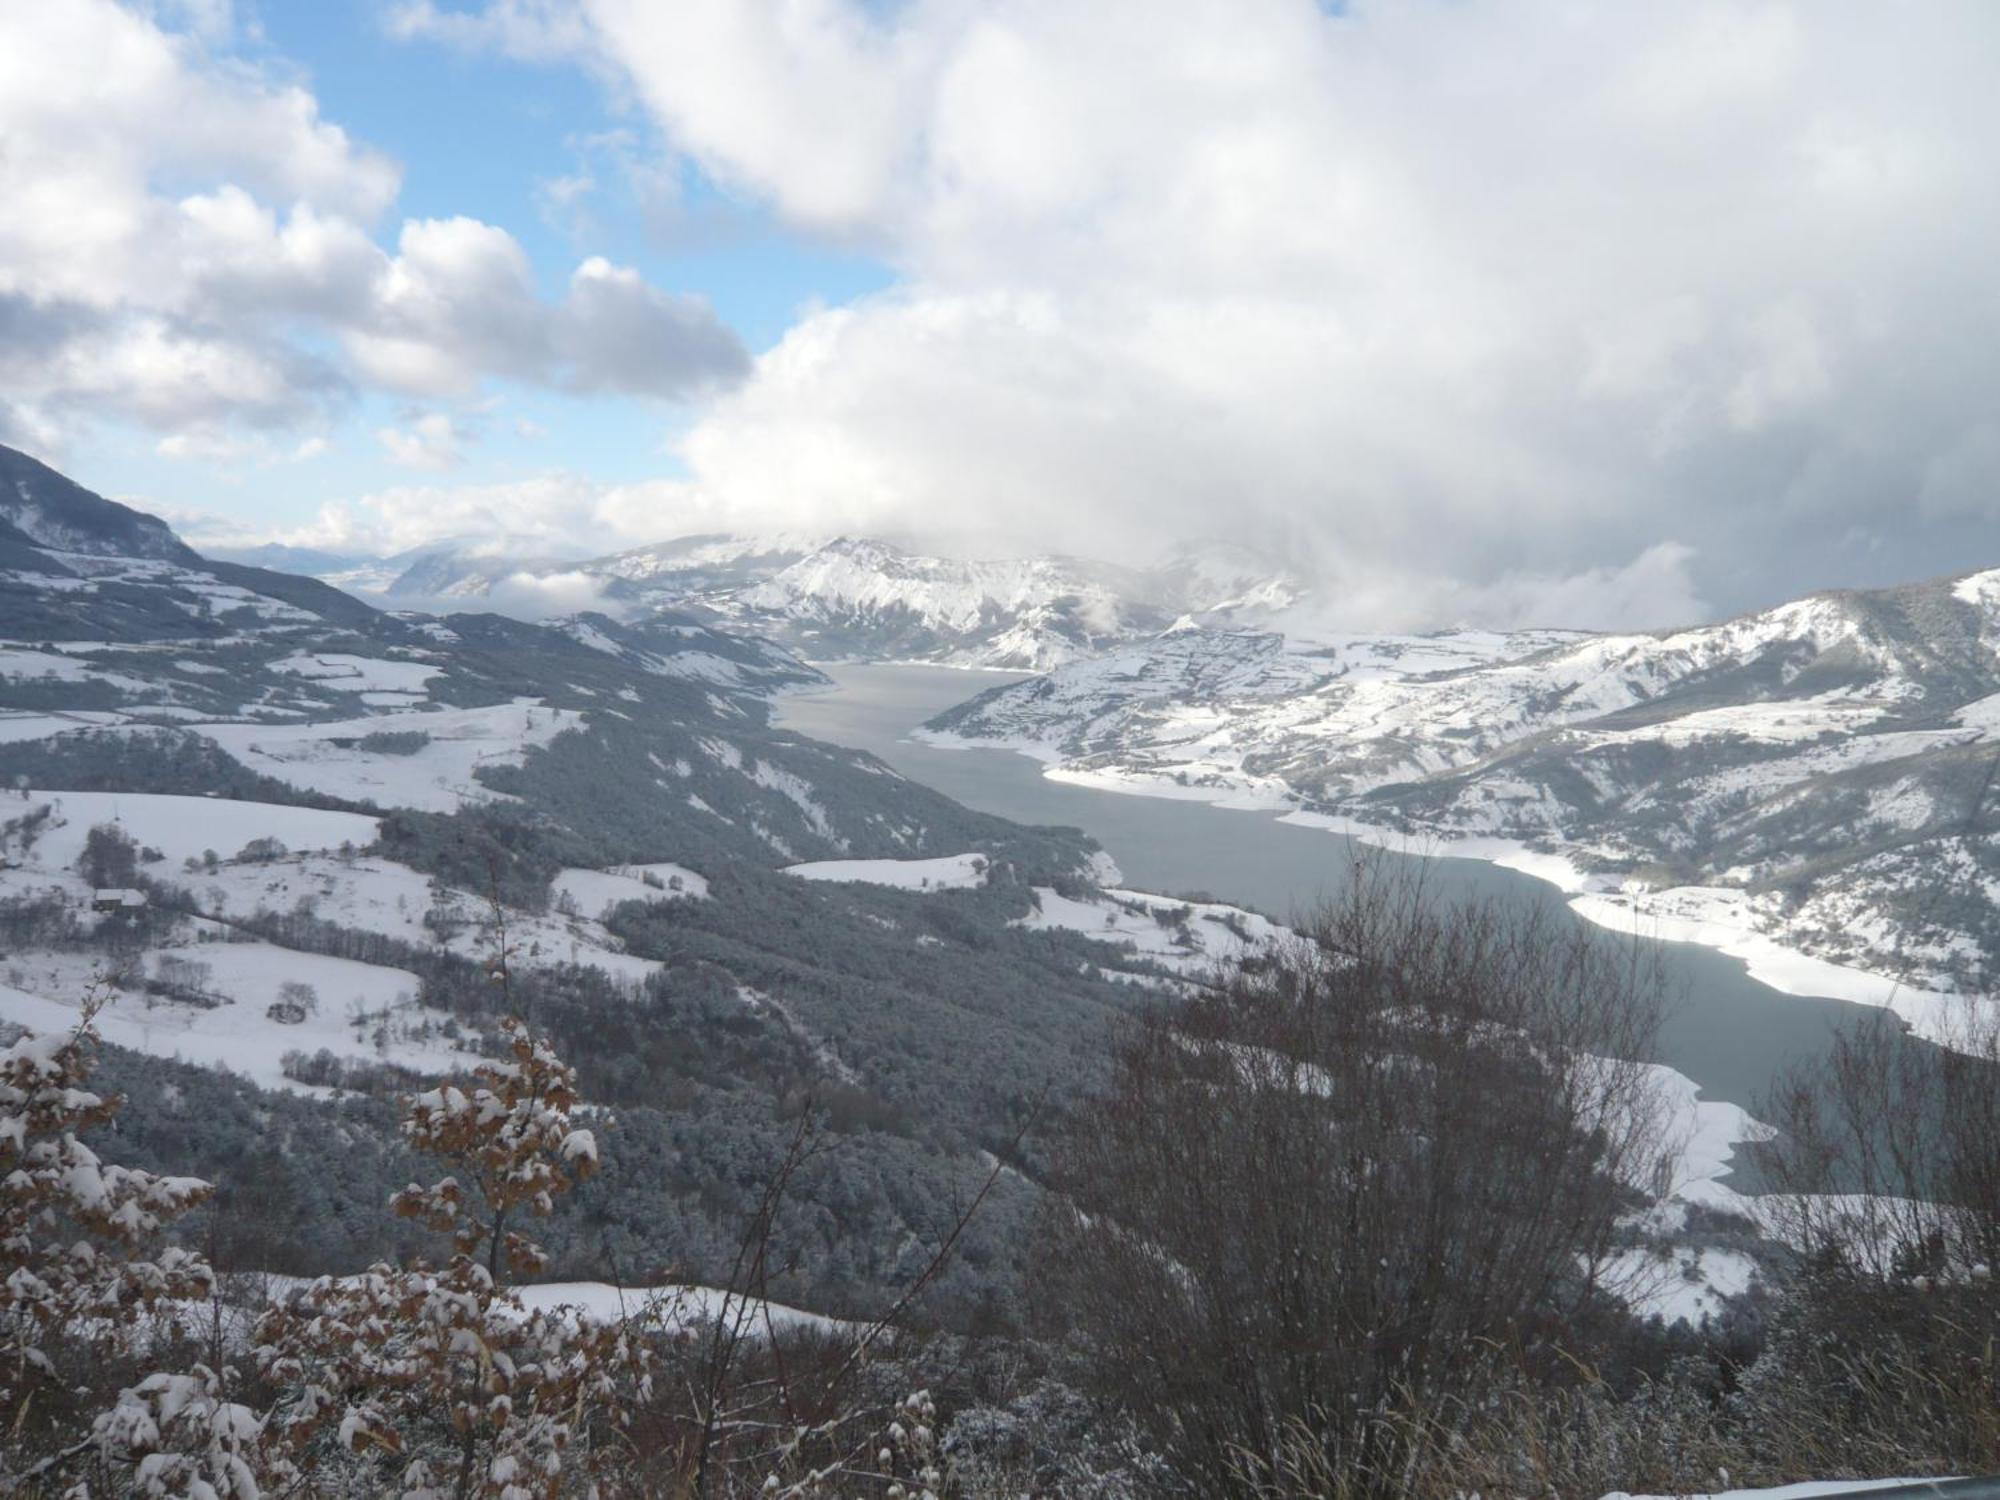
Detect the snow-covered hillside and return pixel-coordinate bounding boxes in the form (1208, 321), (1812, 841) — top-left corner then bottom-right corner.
(927, 574), (2000, 1021)
(257, 527), (1309, 671)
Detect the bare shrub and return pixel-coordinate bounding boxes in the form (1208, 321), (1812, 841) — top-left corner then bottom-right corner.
(1749, 1002), (2000, 1478)
(1039, 865), (1669, 1496)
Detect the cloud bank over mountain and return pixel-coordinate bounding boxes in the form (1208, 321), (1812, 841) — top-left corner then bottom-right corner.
(8, 2), (2000, 631)
(398, 0), (2000, 627)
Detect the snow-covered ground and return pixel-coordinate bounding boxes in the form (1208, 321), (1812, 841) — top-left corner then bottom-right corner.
(514, 1280), (838, 1336)
(269, 652), (442, 697)
(0, 792), (701, 1094)
(180, 1274), (844, 1356)
(197, 700), (583, 812)
(922, 581), (2000, 1013)
(1602, 1243), (1761, 1326)
(1603, 1482), (1939, 1500)
(1596, 1060), (1775, 1325)
(1016, 884), (1293, 976)
(0, 938), (457, 1097)
(11, 788), (378, 867)
(551, 862), (710, 918)
(783, 852), (991, 891)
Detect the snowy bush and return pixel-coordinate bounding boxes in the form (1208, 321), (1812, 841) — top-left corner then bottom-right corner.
(0, 995), (219, 1491)
(254, 1017), (648, 1498)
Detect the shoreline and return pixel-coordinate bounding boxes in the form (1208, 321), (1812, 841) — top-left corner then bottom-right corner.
(918, 729), (1966, 1045)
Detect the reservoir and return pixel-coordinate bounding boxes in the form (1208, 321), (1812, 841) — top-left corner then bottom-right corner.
(777, 662), (1917, 1143)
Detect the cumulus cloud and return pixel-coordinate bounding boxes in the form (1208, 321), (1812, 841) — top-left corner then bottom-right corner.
(399, 0), (2000, 626)
(287, 474), (626, 557)
(483, 569), (618, 619)
(377, 412), (468, 470)
(0, 0), (747, 450)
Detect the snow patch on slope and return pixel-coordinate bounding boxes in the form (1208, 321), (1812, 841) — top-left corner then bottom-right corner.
(784, 853), (990, 891)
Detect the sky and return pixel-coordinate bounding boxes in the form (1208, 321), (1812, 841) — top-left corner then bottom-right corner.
(3, 0), (1999, 631)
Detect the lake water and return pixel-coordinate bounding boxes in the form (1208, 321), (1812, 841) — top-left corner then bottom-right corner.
(776, 662), (1915, 1141)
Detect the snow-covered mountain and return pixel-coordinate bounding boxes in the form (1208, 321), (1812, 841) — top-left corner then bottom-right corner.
(926, 576), (2000, 1012)
(260, 530), (1308, 669)
(0, 444), (198, 564)
(0, 442), (1253, 1314)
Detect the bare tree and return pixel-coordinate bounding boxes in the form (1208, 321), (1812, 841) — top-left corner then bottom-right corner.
(1763, 1002), (2000, 1279)
(1748, 1002), (2000, 1478)
(1040, 865), (1669, 1496)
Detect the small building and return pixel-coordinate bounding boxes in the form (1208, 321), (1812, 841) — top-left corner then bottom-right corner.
(92, 888), (148, 914)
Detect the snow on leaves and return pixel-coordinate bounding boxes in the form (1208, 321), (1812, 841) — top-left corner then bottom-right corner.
(0, 997), (215, 1462)
(253, 1015), (645, 1498)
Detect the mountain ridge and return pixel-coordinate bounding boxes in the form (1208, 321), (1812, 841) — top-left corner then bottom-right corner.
(923, 566), (2000, 1025)
(219, 525), (1311, 670)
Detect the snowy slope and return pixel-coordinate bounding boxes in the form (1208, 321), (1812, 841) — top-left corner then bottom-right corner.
(270, 527), (1309, 671)
(928, 571), (2000, 1010)
(783, 852), (991, 891)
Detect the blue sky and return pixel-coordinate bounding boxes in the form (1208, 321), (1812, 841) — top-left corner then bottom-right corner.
(51, 2), (894, 550)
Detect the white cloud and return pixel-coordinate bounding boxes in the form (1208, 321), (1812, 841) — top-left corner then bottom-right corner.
(0, 0), (747, 453)
(154, 425), (336, 469)
(483, 569), (617, 618)
(385, 0), (592, 61)
(459, 0), (2000, 625)
(378, 412), (468, 470)
(287, 474), (626, 556)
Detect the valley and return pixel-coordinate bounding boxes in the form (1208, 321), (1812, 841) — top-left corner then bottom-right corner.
(922, 591), (2000, 1040)
(777, 663), (1917, 1122)
(2, 450), (1990, 1494)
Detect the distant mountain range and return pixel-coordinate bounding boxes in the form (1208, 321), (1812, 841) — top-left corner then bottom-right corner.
(212, 529), (1310, 670)
(925, 584), (2000, 1016)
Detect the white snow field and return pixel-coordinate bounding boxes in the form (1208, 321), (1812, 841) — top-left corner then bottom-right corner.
(512, 1281), (838, 1336)
(783, 852), (990, 891)
(1593, 1060), (1776, 1326)
(0, 936), (457, 1097)
(151, 850), (668, 991)
(1016, 885), (1293, 976)
(196, 700), (583, 812)
(0, 780), (697, 1095)
(16, 789), (379, 866)
(551, 862), (710, 919)
(1602, 1244), (1761, 1327)
(189, 1275), (842, 1351)
(268, 652), (443, 695)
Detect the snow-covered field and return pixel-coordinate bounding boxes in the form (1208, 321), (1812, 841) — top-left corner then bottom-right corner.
(513, 1280), (838, 1336)
(0, 789), (704, 1093)
(269, 652), (442, 697)
(783, 852), (990, 891)
(0, 936), (455, 1096)
(1602, 1482), (1936, 1500)
(551, 862), (710, 918)
(1017, 884), (1293, 976)
(15, 788), (379, 866)
(197, 700), (583, 812)
(1589, 1059), (1776, 1325)
(146, 846), (672, 991)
